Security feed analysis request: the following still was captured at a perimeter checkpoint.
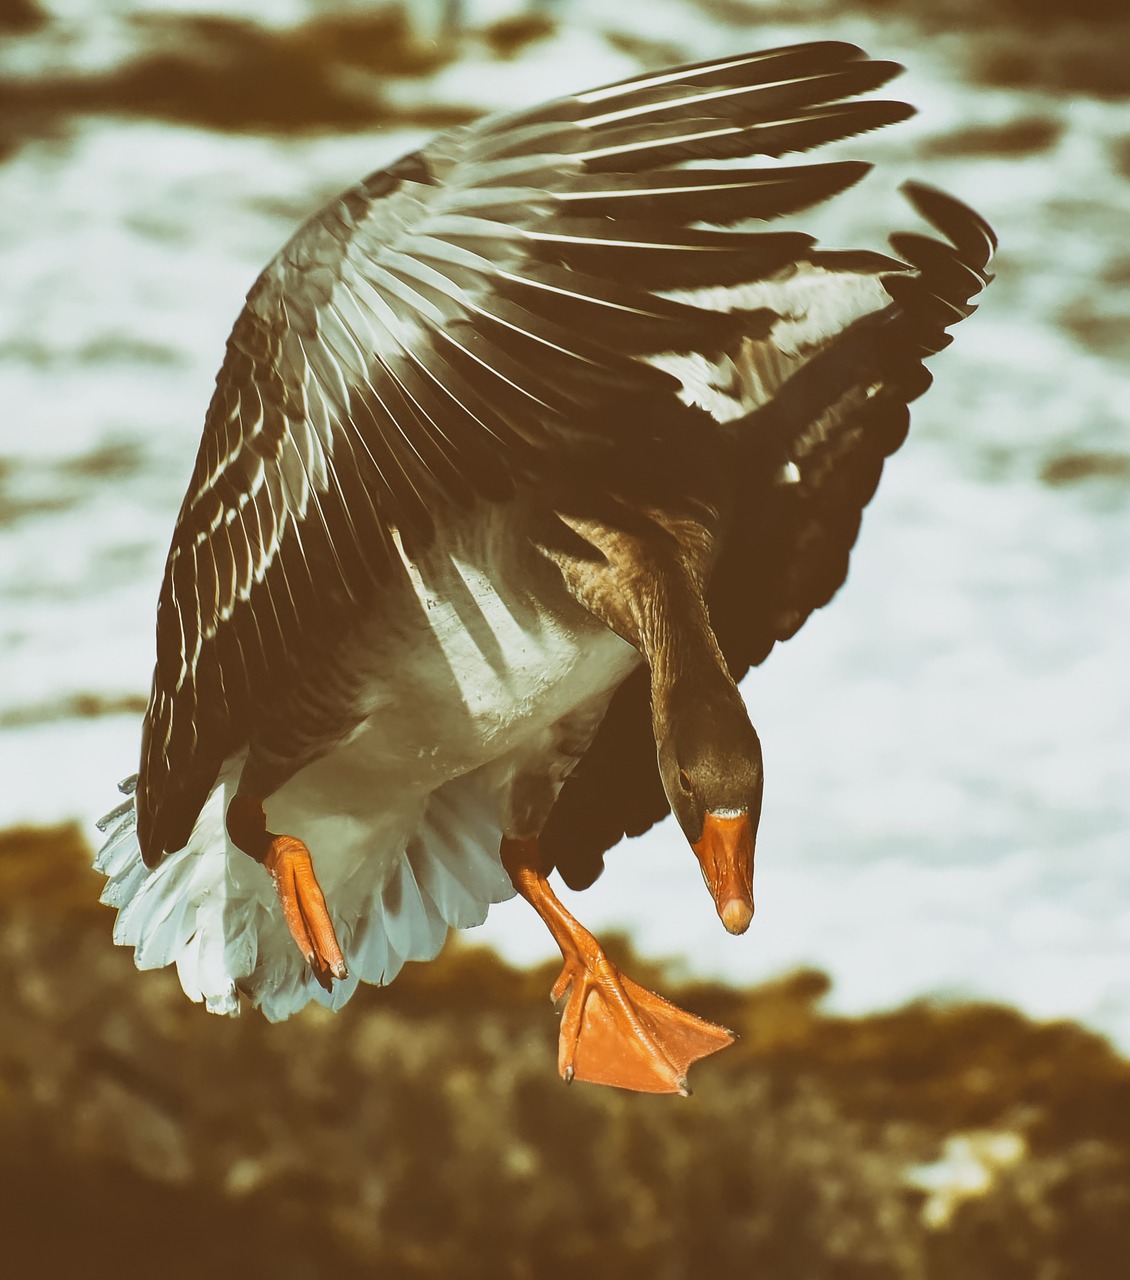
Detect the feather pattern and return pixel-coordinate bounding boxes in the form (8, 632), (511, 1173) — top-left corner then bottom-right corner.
(94, 41), (995, 1020)
(135, 41), (918, 863)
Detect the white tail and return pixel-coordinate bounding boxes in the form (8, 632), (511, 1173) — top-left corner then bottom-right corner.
(95, 771), (514, 1021)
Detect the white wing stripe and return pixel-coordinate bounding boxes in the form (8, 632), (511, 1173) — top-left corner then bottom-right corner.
(580, 75), (818, 131)
(574, 48), (803, 105)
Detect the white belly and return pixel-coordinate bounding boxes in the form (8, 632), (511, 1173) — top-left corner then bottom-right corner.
(297, 501), (641, 800)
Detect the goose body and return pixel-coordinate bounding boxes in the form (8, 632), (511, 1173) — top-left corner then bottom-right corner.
(97, 41), (994, 1083)
(101, 497), (643, 1018)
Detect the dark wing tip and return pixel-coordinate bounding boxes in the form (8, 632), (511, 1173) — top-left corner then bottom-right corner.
(863, 99), (918, 130)
(867, 58), (907, 86)
(824, 158), (873, 194)
(899, 181), (998, 269)
(884, 183), (996, 357)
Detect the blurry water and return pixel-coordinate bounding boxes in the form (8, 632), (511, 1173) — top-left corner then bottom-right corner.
(1, 2), (1128, 1044)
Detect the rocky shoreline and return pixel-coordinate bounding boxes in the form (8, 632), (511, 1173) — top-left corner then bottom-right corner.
(1, 824), (1127, 1277)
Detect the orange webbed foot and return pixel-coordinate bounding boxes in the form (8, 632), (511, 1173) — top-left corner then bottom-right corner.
(227, 795), (347, 990)
(500, 833), (735, 1094)
(262, 835), (348, 991)
(552, 956), (735, 1095)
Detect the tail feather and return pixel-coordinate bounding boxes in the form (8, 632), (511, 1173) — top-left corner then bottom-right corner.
(349, 910), (392, 989)
(383, 846), (449, 971)
(416, 785), (513, 929)
(256, 951), (316, 1024)
(414, 839), (494, 931)
(131, 872), (195, 970)
(102, 857), (148, 910)
(94, 780), (141, 884)
(94, 769), (513, 1021)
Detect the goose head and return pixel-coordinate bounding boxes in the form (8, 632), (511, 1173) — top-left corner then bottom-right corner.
(655, 681), (762, 935)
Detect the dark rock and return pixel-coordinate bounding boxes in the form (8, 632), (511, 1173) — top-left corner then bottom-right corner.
(923, 117), (1063, 158)
(0, 9), (477, 147)
(0, 0), (43, 34)
(1041, 452), (1130, 487)
(971, 29), (1130, 99)
(481, 14), (556, 60)
(1058, 298), (1130, 362)
(0, 692), (149, 730)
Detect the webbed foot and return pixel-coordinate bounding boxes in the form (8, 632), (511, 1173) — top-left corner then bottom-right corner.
(553, 952), (734, 1094)
(227, 794), (347, 990)
(501, 833), (734, 1094)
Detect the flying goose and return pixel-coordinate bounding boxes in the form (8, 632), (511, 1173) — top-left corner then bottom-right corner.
(96, 41), (995, 1094)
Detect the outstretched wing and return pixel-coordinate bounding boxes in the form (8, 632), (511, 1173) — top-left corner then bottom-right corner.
(137, 41), (916, 864)
(544, 185), (996, 891)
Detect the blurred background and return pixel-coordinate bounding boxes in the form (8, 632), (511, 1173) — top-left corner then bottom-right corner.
(0, 0), (1128, 1274)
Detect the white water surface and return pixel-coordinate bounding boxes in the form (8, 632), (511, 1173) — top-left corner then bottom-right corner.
(1, 3), (1127, 1047)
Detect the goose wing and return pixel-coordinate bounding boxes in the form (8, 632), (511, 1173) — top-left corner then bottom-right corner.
(544, 185), (996, 890)
(137, 40), (916, 864)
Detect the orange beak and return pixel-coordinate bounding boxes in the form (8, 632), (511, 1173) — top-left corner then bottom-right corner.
(692, 811), (755, 935)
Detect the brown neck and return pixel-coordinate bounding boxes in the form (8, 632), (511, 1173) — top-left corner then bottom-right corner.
(640, 575), (750, 755)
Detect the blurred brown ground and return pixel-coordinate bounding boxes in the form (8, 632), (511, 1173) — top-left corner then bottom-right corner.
(1, 825), (1128, 1279)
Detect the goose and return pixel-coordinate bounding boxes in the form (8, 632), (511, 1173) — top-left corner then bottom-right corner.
(96, 40), (995, 1095)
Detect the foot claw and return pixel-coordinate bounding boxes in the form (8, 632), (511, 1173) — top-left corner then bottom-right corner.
(564, 1066), (575, 1085)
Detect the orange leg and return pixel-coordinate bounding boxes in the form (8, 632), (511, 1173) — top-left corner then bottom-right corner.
(501, 835), (735, 1095)
(227, 794), (347, 991)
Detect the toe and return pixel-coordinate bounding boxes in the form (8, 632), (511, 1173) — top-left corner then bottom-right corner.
(550, 963), (575, 1004)
(273, 864), (317, 966)
(267, 841), (347, 984)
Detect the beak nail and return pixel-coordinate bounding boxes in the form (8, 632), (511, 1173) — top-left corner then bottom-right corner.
(721, 897), (753, 935)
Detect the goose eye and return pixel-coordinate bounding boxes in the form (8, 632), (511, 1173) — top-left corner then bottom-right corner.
(678, 768), (693, 793)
